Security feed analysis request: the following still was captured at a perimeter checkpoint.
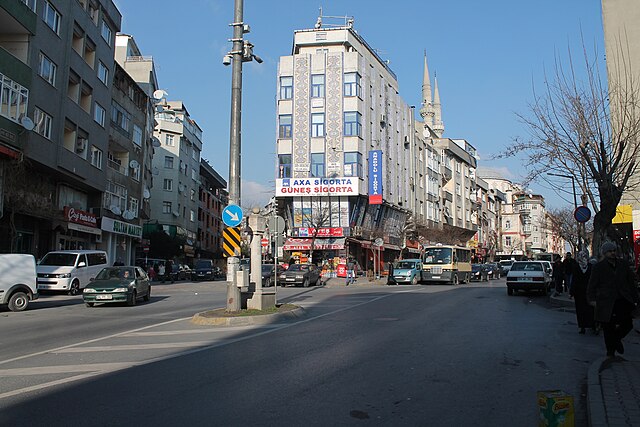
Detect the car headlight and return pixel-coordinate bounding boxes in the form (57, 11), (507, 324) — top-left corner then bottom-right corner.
(113, 287), (128, 292)
(56, 273), (71, 278)
(206, 271), (212, 274)
(404, 271), (411, 276)
(83, 288), (96, 293)
(279, 274), (286, 279)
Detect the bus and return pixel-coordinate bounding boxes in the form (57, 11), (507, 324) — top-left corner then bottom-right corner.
(421, 244), (472, 285)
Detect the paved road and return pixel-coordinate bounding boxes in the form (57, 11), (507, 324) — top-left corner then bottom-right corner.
(0, 279), (613, 426)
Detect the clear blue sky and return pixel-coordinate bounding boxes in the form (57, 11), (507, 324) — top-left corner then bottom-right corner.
(115, 0), (605, 209)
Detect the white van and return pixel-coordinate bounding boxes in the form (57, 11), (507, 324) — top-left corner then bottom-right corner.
(0, 254), (38, 312)
(37, 250), (109, 295)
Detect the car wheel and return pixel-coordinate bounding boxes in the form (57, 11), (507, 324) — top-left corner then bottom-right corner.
(68, 280), (80, 296)
(452, 275), (459, 286)
(507, 287), (513, 296)
(143, 286), (151, 302)
(128, 291), (137, 306)
(315, 277), (322, 286)
(264, 278), (272, 288)
(303, 279), (310, 288)
(85, 302), (94, 307)
(411, 276), (418, 286)
(8, 291), (29, 312)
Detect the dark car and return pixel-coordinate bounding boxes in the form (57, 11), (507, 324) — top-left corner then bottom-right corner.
(192, 259), (215, 281)
(278, 264), (322, 287)
(485, 263), (501, 279)
(83, 267), (151, 307)
(170, 264), (184, 281)
(261, 264), (285, 287)
(471, 264), (489, 282)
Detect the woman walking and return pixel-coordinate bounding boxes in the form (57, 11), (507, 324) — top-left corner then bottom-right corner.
(570, 250), (595, 334)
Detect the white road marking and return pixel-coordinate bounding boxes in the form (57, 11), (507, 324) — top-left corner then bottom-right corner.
(0, 362), (133, 376)
(125, 325), (281, 337)
(54, 342), (213, 353)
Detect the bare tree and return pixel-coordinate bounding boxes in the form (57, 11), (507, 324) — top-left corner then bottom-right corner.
(503, 42), (640, 253)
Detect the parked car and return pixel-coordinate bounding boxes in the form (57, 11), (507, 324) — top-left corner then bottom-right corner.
(471, 264), (489, 282)
(0, 254), (38, 312)
(83, 266), (151, 307)
(261, 264), (285, 287)
(391, 259), (423, 285)
(485, 263), (501, 279)
(37, 250), (109, 295)
(498, 260), (514, 276)
(192, 259), (216, 281)
(506, 261), (552, 296)
(170, 264), (183, 281)
(279, 264), (322, 287)
(180, 264), (192, 280)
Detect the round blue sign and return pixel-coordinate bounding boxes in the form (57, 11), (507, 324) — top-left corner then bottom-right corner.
(574, 206), (591, 223)
(222, 204), (244, 227)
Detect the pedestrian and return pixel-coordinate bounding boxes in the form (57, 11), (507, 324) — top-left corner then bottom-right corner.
(552, 255), (565, 295)
(387, 260), (396, 285)
(165, 259), (174, 283)
(346, 257), (355, 286)
(570, 249), (596, 334)
(562, 252), (578, 294)
(158, 262), (165, 282)
(587, 242), (640, 358)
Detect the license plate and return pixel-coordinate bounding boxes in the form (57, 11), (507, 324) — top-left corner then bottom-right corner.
(286, 278), (295, 281)
(432, 276), (440, 279)
(96, 294), (113, 300)
(518, 277), (529, 282)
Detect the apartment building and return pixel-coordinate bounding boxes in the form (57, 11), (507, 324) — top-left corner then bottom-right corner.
(0, 0), (121, 257)
(198, 158), (227, 259)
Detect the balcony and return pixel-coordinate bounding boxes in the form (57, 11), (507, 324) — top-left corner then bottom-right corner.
(442, 190), (453, 203)
(107, 159), (128, 176)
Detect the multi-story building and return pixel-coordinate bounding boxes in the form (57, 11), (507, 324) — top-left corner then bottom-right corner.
(198, 158), (227, 260)
(0, 0), (121, 257)
(473, 178), (505, 262)
(149, 101), (202, 259)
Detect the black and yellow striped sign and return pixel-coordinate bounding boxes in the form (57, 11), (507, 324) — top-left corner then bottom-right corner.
(222, 227), (242, 257)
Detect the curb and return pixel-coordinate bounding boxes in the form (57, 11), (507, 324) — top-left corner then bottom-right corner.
(587, 357), (607, 427)
(191, 306), (306, 326)
(549, 294), (575, 308)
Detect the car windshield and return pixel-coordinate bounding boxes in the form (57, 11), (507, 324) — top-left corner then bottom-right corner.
(96, 267), (135, 280)
(396, 261), (417, 269)
(499, 260), (513, 266)
(262, 265), (274, 273)
(39, 253), (78, 266)
(510, 262), (542, 272)
(195, 260), (212, 269)
(423, 248), (452, 264)
(287, 264), (308, 272)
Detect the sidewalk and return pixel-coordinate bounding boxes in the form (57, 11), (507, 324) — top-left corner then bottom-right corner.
(550, 292), (640, 426)
(322, 276), (389, 287)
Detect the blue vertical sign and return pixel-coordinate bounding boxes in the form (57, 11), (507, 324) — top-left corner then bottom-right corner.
(368, 150), (383, 205)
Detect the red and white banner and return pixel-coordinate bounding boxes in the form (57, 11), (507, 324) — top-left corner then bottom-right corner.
(64, 206), (97, 228)
(297, 227), (344, 237)
(282, 238), (345, 251)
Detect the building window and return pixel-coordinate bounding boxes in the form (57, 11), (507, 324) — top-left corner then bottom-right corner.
(21, 0), (36, 12)
(128, 197), (139, 218)
(104, 181), (127, 211)
(130, 163), (140, 181)
(163, 179), (173, 191)
(505, 236), (512, 247)
(280, 76), (293, 100)
(132, 124), (142, 147)
(94, 103), (105, 126)
(162, 201), (172, 214)
(344, 152), (363, 178)
(43, 1), (61, 34)
(190, 189), (196, 201)
(505, 220), (511, 230)
(190, 210), (195, 222)
(164, 156), (174, 169)
(311, 153), (325, 178)
(111, 102), (130, 134)
(344, 112), (362, 137)
(278, 115), (292, 138)
(101, 21), (112, 46)
(90, 146), (102, 169)
(456, 183), (461, 195)
(38, 52), (57, 86)
(344, 72), (361, 97)
(311, 113), (325, 137)
(311, 74), (325, 98)
(533, 236), (539, 244)
(0, 73), (28, 123)
(278, 154), (292, 178)
(165, 134), (174, 146)
(97, 61), (109, 85)
(33, 107), (52, 139)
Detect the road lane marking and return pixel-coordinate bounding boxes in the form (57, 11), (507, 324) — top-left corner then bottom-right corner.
(124, 325), (282, 337)
(54, 342), (213, 353)
(0, 362), (133, 376)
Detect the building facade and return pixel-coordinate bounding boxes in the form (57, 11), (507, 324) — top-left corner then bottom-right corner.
(198, 158), (227, 260)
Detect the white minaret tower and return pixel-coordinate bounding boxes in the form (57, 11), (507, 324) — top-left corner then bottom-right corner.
(433, 74), (444, 137)
(419, 51), (434, 126)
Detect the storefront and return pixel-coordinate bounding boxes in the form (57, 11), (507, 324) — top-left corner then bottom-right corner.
(100, 217), (142, 266)
(55, 206), (102, 252)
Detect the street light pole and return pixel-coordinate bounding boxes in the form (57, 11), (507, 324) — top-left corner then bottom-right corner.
(547, 172), (581, 251)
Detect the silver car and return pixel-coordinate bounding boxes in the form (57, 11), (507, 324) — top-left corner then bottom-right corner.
(506, 261), (551, 296)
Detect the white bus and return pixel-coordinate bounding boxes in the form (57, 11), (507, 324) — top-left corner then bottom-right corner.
(421, 245), (472, 285)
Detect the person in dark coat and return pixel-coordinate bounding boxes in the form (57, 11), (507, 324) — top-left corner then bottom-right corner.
(163, 259), (174, 283)
(562, 252), (578, 293)
(552, 256), (565, 295)
(570, 249), (595, 334)
(587, 242), (640, 358)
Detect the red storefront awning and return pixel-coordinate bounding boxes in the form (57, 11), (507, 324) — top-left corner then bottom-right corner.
(283, 238), (345, 251)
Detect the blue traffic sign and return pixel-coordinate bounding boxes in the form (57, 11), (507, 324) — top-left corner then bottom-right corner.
(222, 204), (243, 227)
(574, 206), (591, 223)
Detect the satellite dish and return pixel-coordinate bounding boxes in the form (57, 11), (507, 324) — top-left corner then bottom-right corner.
(152, 137), (161, 147)
(129, 160), (139, 169)
(152, 167), (159, 175)
(172, 211), (179, 217)
(143, 187), (151, 199)
(20, 116), (35, 131)
(122, 210), (133, 220)
(152, 89), (168, 101)
(110, 206), (122, 216)
(178, 184), (185, 193)
(374, 238), (384, 247)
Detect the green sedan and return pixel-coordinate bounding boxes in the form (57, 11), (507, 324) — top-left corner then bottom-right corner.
(83, 267), (151, 307)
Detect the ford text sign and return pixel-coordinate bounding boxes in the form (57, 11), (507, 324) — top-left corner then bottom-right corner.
(368, 150), (382, 204)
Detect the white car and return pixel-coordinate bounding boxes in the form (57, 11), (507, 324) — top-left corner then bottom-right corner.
(506, 261), (552, 296)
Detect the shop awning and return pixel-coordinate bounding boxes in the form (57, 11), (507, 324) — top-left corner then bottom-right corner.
(283, 238), (345, 251)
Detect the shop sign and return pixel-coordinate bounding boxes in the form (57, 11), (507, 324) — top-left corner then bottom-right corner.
(276, 177), (358, 197)
(297, 227), (344, 237)
(101, 217), (142, 238)
(64, 206), (98, 227)
(368, 150), (382, 204)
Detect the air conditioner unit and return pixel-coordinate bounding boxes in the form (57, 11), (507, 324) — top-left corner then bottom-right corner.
(76, 138), (87, 153)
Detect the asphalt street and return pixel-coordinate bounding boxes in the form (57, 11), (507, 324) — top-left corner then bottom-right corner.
(0, 278), (617, 426)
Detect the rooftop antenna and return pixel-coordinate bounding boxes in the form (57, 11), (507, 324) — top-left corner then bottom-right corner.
(316, 9), (355, 28)
(315, 7), (322, 29)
